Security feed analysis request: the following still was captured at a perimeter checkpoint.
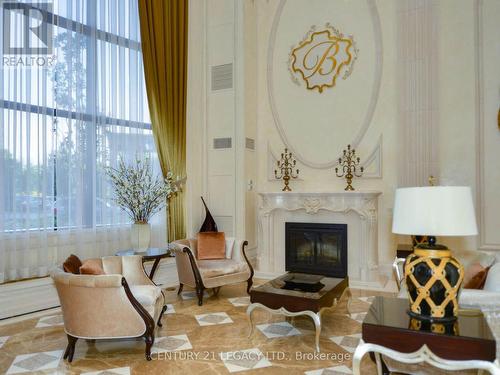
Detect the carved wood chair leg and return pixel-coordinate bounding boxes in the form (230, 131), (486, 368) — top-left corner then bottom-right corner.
(145, 334), (154, 361)
(65, 335), (78, 362)
(157, 305), (167, 327)
(246, 278), (253, 294)
(177, 283), (183, 295)
(63, 342), (71, 359)
(212, 287), (221, 296)
(196, 286), (205, 306)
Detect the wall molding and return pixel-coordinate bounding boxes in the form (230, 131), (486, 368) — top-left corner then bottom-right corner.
(361, 135), (383, 179)
(474, 0), (499, 251)
(266, 0), (383, 169)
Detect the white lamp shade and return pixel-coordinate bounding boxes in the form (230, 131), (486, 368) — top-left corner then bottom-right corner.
(392, 186), (478, 236)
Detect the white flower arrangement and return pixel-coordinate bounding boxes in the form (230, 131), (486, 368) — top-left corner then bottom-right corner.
(106, 157), (180, 224)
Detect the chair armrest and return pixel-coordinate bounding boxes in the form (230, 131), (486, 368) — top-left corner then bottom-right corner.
(232, 240), (254, 277)
(172, 242), (200, 286)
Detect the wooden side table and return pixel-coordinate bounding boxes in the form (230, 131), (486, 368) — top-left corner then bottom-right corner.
(115, 247), (173, 280)
(353, 297), (500, 375)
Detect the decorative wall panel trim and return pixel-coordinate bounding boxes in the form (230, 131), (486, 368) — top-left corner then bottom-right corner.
(474, 0), (499, 250)
(396, 0), (439, 187)
(361, 135), (383, 179)
(266, 0), (383, 169)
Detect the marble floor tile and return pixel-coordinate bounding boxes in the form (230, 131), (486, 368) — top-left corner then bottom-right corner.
(195, 312), (233, 326)
(0, 282), (392, 374)
(81, 366), (131, 375)
(180, 290), (209, 300)
(357, 296), (375, 304)
(329, 333), (362, 353)
(6, 350), (63, 374)
(349, 312), (367, 324)
(0, 336), (9, 348)
(151, 334), (192, 353)
(35, 315), (64, 328)
(220, 348), (272, 373)
(165, 304), (175, 314)
(305, 365), (353, 374)
(228, 296), (250, 307)
(257, 321), (302, 338)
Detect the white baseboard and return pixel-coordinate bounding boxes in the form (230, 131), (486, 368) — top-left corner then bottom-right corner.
(0, 277), (59, 320)
(0, 259), (180, 320)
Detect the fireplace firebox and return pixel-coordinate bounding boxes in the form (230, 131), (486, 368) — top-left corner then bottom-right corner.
(285, 222), (347, 278)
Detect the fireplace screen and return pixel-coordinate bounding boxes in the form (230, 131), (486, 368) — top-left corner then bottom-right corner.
(285, 222), (347, 278)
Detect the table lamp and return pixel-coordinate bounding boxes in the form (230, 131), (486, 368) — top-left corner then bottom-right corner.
(392, 186), (478, 322)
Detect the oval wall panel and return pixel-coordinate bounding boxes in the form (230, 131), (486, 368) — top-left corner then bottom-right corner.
(268, 0), (382, 168)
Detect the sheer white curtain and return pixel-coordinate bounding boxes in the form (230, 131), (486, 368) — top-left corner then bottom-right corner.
(0, 0), (159, 283)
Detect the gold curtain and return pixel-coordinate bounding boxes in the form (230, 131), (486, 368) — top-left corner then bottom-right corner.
(138, 0), (188, 241)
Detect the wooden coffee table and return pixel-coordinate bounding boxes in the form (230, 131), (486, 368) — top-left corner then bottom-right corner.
(353, 297), (500, 374)
(247, 273), (350, 352)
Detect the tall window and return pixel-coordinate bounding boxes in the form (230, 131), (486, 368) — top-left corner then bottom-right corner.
(0, 0), (156, 233)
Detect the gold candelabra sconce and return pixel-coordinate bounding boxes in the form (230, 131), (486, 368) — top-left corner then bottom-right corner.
(275, 148), (299, 191)
(335, 144), (363, 191)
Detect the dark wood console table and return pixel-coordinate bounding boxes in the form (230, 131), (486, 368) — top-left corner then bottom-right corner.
(353, 297), (499, 374)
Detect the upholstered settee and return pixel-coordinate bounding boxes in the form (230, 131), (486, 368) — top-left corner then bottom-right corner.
(172, 238), (254, 306)
(51, 255), (166, 362)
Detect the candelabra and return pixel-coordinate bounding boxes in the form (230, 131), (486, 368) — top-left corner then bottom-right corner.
(275, 148), (299, 191)
(335, 144), (363, 191)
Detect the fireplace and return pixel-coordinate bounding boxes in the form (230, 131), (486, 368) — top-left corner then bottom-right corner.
(285, 222), (347, 278)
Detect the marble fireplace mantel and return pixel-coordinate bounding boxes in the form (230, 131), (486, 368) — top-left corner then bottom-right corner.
(257, 191), (386, 289)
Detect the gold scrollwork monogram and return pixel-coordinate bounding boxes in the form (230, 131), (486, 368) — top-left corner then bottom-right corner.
(289, 24), (358, 93)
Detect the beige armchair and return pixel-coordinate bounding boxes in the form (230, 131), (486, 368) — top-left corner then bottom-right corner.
(172, 238), (254, 306)
(51, 255), (166, 362)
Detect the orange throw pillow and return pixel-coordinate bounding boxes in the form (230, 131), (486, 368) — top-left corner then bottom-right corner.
(63, 254), (82, 274)
(79, 259), (105, 275)
(197, 232), (226, 260)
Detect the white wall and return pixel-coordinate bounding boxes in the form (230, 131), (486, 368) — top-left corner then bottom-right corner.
(438, 0), (500, 252)
(186, 0), (500, 274)
(186, 0), (248, 242)
(252, 0), (399, 270)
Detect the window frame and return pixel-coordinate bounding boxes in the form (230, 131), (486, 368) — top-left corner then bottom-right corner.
(1, 1), (151, 232)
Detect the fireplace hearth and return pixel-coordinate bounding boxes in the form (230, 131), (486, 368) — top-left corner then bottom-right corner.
(285, 222), (347, 278)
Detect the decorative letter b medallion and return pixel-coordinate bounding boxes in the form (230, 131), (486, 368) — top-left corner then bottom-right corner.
(289, 24), (358, 93)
